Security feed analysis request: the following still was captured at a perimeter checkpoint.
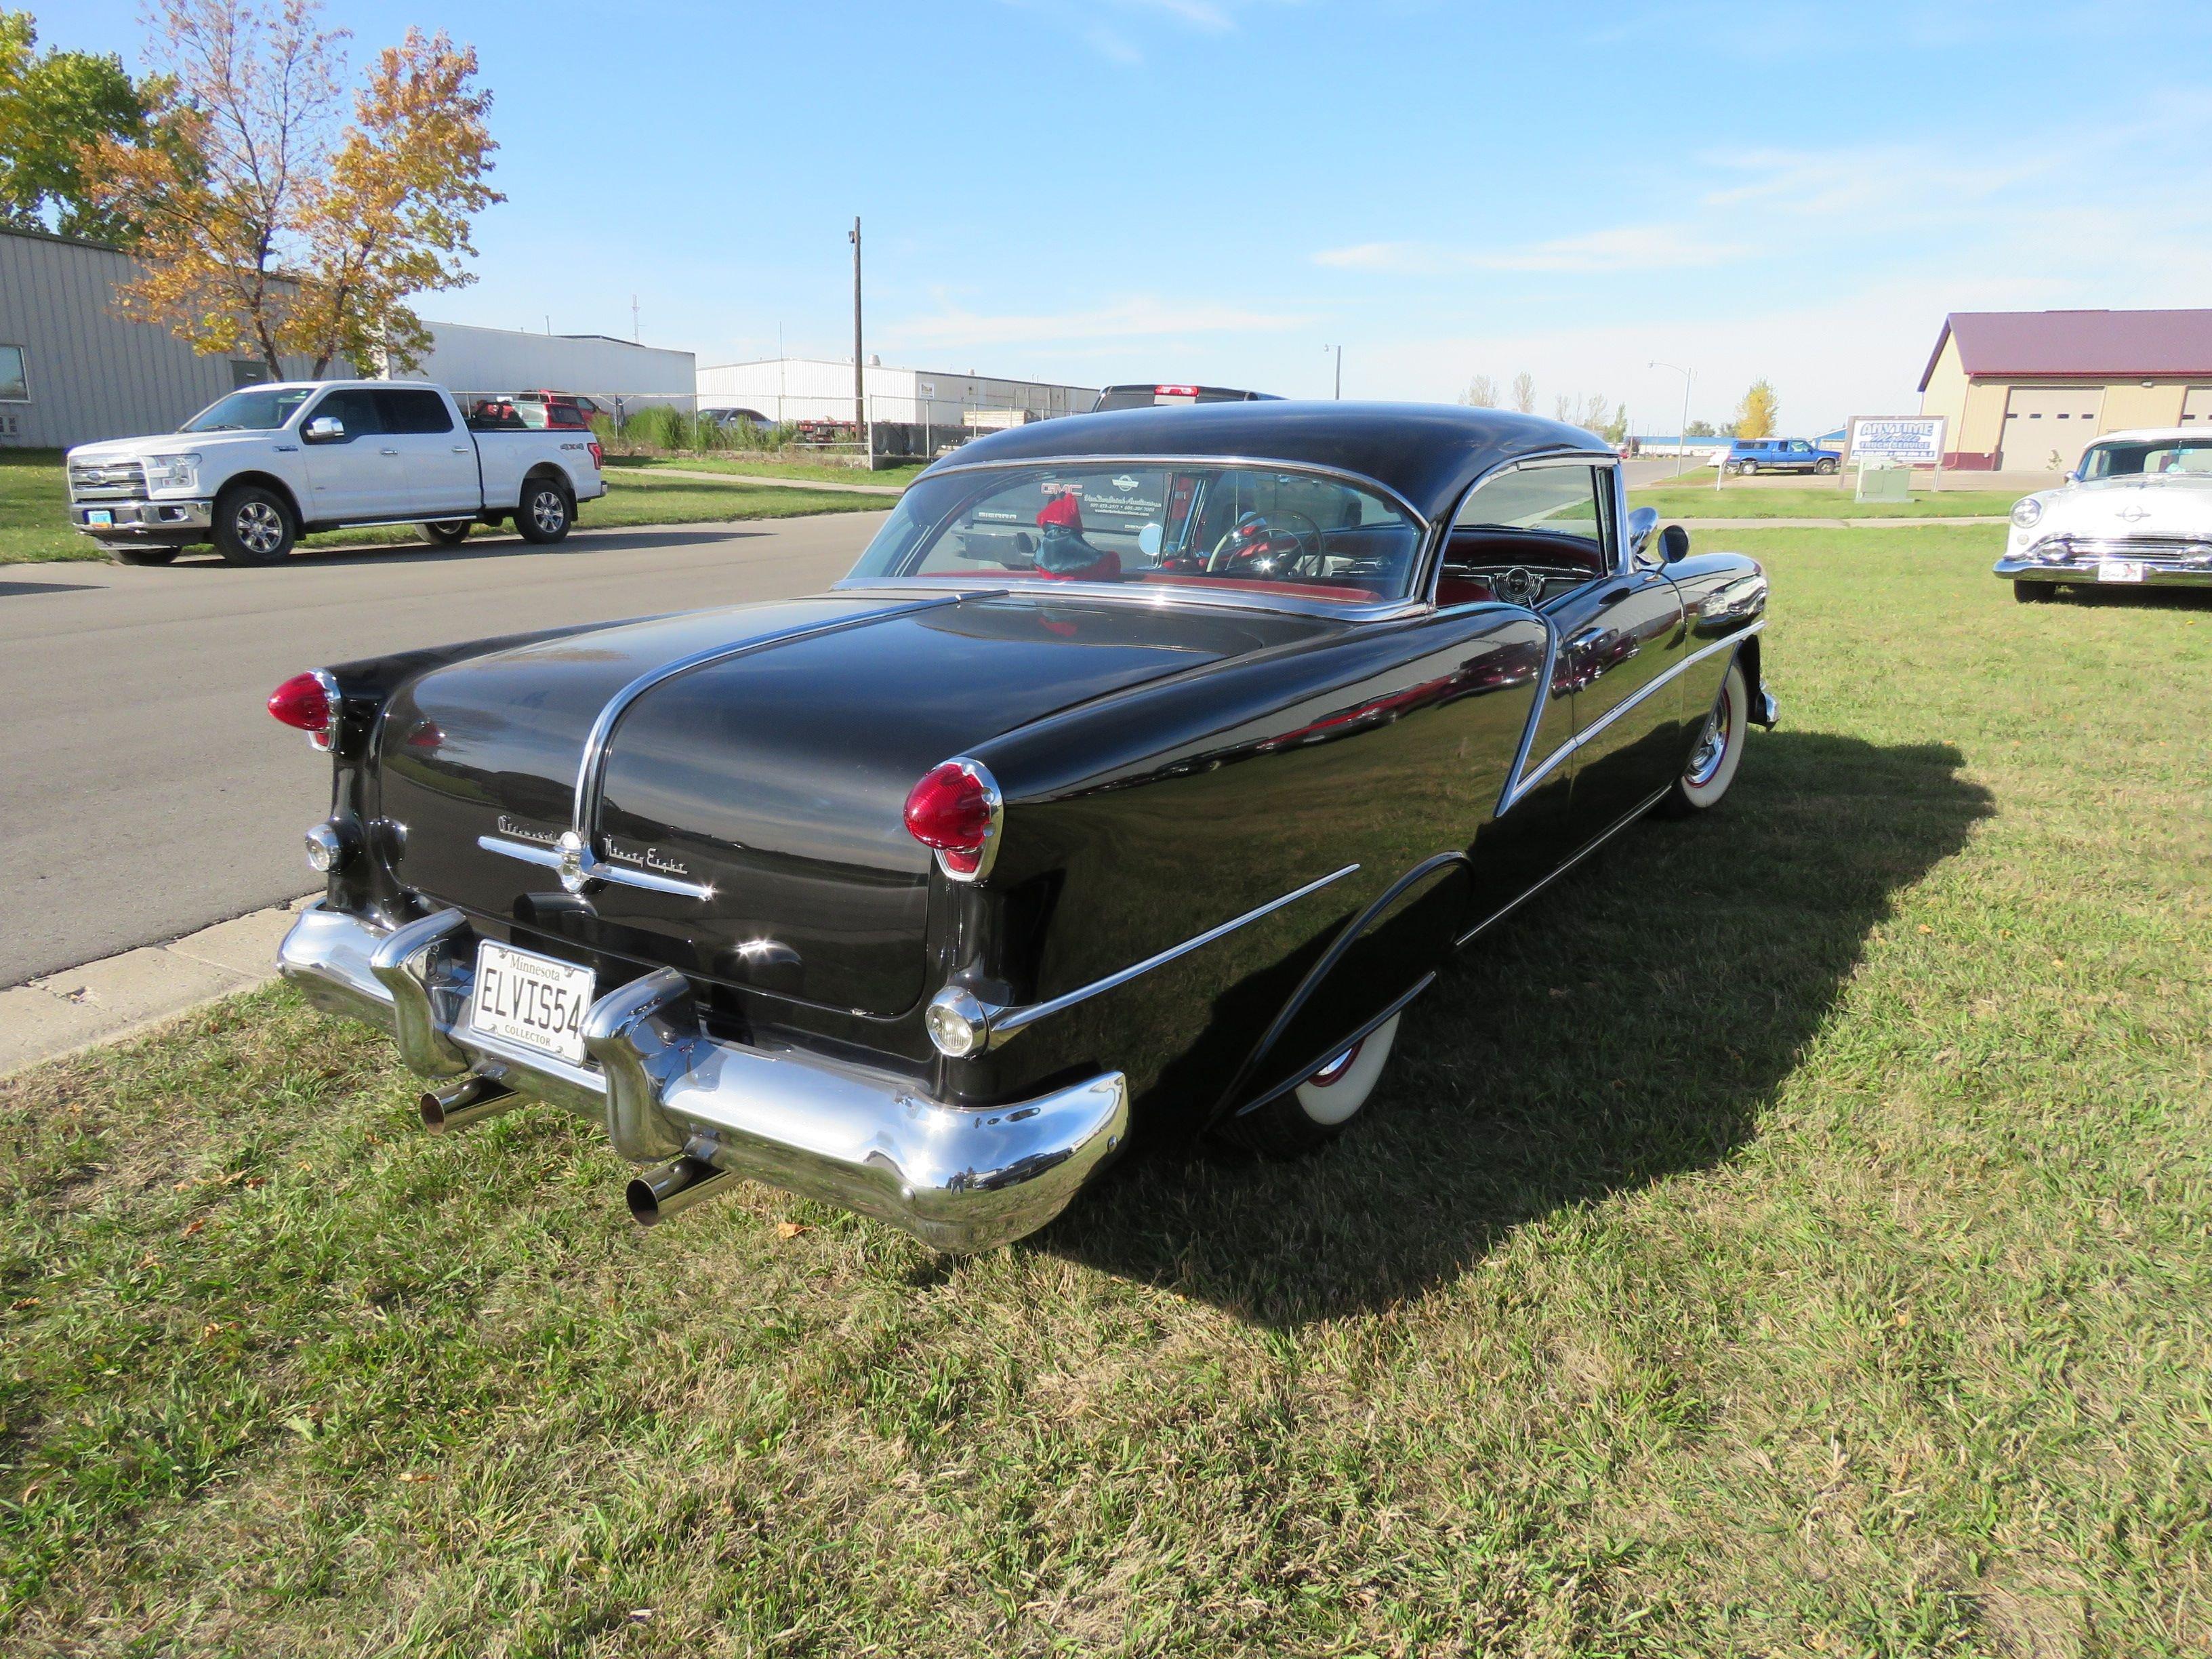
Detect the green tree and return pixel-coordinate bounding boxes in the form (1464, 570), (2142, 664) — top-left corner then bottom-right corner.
(0, 10), (173, 241)
(1685, 418), (1719, 439)
(1734, 379), (1779, 441)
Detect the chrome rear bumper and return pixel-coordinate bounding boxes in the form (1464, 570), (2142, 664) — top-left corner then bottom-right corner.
(277, 903), (1128, 1250)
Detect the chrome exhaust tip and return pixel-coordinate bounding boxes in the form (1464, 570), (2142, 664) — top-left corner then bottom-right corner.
(626, 1154), (737, 1227)
(418, 1074), (519, 1134)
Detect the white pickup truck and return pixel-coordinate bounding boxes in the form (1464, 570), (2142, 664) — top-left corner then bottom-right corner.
(64, 380), (608, 566)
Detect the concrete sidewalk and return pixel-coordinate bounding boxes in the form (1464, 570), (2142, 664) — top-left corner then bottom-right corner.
(619, 466), (905, 496)
(1671, 515), (2007, 529)
(0, 898), (309, 1077)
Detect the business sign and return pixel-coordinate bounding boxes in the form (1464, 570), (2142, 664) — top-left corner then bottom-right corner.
(1848, 415), (1946, 466)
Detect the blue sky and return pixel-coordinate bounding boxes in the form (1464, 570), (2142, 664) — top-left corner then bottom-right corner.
(41, 0), (2212, 432)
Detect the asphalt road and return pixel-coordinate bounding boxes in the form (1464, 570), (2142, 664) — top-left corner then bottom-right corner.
(0, 515), (884, 987)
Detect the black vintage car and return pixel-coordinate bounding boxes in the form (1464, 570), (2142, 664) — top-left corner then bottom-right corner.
(273, 402), (1775, 1250)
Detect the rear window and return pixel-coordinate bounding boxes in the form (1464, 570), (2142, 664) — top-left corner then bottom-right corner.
(848, 460), (1423, 607)
(374, 387), (453, 434)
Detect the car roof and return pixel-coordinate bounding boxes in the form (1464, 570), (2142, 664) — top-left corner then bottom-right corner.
(931, 400), (1609, 525)
(2088, 426), (2207, 445)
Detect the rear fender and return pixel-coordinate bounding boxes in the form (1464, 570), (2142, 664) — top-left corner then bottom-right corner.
(1212, 849), (1470, 1125)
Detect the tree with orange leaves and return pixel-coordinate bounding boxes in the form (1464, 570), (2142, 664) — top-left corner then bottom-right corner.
(81, 0), (499, 378)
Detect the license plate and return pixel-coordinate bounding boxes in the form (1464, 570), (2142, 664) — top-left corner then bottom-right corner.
(2097, 558), (2146, 583)
(467, 941), (595, 1065)
(86, 510), (113, 527)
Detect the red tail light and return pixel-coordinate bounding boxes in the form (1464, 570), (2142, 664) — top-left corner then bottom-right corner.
(268, 669), (340, 750)
(588, 439), (603, 468)
(903, 760), (1000, 880)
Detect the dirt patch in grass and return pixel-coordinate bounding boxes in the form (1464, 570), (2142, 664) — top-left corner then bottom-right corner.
(3, 536), (2209, 1654)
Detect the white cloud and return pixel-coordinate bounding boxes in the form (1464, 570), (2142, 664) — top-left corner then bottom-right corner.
(890, 295), (1315, 349)
(1313, 224), (1742, 276)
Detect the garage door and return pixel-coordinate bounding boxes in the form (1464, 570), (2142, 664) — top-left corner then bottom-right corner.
(1997, 385), (2105, 471)
(2182, 387), (2212, 424)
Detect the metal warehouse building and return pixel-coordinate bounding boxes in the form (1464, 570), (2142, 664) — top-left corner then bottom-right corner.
(0, 225), (328, 449)
(1, 224), (693, 449)
(697, 356), (1097, 435)
(1919, 309), (2212, 472)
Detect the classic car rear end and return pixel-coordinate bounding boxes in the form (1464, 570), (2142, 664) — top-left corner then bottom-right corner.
(275, 402), (1774, 1250)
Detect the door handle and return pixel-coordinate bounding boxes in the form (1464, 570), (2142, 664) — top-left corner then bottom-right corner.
(451, 445), (470, 453)
(1565, 626), (1607, 653)
(380, 447), (400, 456)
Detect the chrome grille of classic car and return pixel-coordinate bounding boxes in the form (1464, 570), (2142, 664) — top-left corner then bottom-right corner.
(2024, 533), (2212, 569)
(68, 459), (150, 502)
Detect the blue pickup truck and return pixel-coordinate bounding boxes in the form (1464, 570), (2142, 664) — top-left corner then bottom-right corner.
(1726, 437), (1841, 476)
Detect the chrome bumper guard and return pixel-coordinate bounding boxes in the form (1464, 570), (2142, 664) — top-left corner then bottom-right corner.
(277, 902), (1128, 1251)
(1996, 554), (2212, 588)
(73, 499), (214, 536)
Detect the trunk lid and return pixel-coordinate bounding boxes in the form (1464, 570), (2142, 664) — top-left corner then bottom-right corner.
(373, 592), (1324, 1016)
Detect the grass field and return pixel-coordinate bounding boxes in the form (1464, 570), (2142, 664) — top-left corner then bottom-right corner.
(1631, 470), (2018, 519)
(5, 525), (2211, 1655)
(605, 455), (925, 489)
(0, 451), (885, 567)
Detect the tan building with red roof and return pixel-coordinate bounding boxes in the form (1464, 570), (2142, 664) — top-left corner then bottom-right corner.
(1919, 309), (2212, 472)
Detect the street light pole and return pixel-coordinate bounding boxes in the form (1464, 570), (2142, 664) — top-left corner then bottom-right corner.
(1650, 361), (1692, 478)
(850, 218), (865, 436)
(1323, 344), (1341, 399)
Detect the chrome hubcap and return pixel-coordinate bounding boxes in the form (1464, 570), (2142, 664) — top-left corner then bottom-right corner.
(532, 491), (565, 533)
(1686, 685), (1733, 787)
(237, 501), (283, 553)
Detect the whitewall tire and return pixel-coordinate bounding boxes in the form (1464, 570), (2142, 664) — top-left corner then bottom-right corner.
(1221, 1013), (1402, 1157)
(1662, 657), (1748, 815)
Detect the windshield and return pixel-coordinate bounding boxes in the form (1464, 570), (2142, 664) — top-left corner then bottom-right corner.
(847, 462), (1425, 607)
(180, 386), (315, 433)
(2079, 438), (2212, 480)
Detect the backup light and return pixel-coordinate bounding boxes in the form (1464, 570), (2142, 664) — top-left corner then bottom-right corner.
(268, 669), (341, 751)
(903, 758), (1001, 881)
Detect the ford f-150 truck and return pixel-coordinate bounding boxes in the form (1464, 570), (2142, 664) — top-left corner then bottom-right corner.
(65, 380), (607, 565)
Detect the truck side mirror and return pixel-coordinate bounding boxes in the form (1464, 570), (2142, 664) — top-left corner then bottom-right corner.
(1660, 524), (1690, 563)
(305, 415), (346, 443)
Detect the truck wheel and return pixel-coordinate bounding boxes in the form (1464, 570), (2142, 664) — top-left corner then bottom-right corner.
(1219, 1014), (1402, 1158)
(515, 477), (572, 544)
(213, 485), (296, 565)
(422, 519), (473, 546)
(1815, 457), (1839, 474)
(108, 545), (180, 567)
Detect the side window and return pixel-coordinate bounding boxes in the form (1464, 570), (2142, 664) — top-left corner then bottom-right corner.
(0, 346), (27, 401)
(374, 388), (454, 434)
(308, 388), (382, 439)
(1438, 464), (1611, 609)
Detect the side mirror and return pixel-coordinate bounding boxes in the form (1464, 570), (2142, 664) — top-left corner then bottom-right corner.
(1627, 505), (1659, 556)
(1660, 524), (1690, 563)
(304, 415), (346, 443)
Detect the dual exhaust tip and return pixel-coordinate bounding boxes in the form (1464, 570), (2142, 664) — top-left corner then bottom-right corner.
(417, 1074), (732, 1227)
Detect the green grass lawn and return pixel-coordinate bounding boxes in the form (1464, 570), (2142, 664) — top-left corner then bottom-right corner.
(1633, 470), (2018, 518)
(0, 451), (884, 566)
(605, 454), (925, 488)
(6, 527), (2211, 1654)
(0, 449), (86, 563)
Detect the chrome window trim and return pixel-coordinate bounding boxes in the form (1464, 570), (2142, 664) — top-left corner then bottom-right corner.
(947, 862), (1361, 1051)
(1499, 620), (1764, 813)
(831, 574), (1429, 625)
(1424, 448), (1624, 608)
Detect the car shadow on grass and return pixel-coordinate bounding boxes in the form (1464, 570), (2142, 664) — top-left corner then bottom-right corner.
(1036, 731), (1994, 1328)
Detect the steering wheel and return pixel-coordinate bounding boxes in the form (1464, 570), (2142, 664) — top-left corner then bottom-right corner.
(1208, 509), (1327, 578)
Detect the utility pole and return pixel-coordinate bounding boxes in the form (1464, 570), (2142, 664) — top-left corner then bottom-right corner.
(1651, 361), (1693, 478)
(850, 217), (865, 433)
(631, 294), (639, 343)
(1323, 343), (1343, 399)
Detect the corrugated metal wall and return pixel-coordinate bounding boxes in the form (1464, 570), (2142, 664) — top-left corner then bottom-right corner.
(695, 358), (1098, 426)
(410, 321), (695, 402)
(0, 227), (327, 450)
